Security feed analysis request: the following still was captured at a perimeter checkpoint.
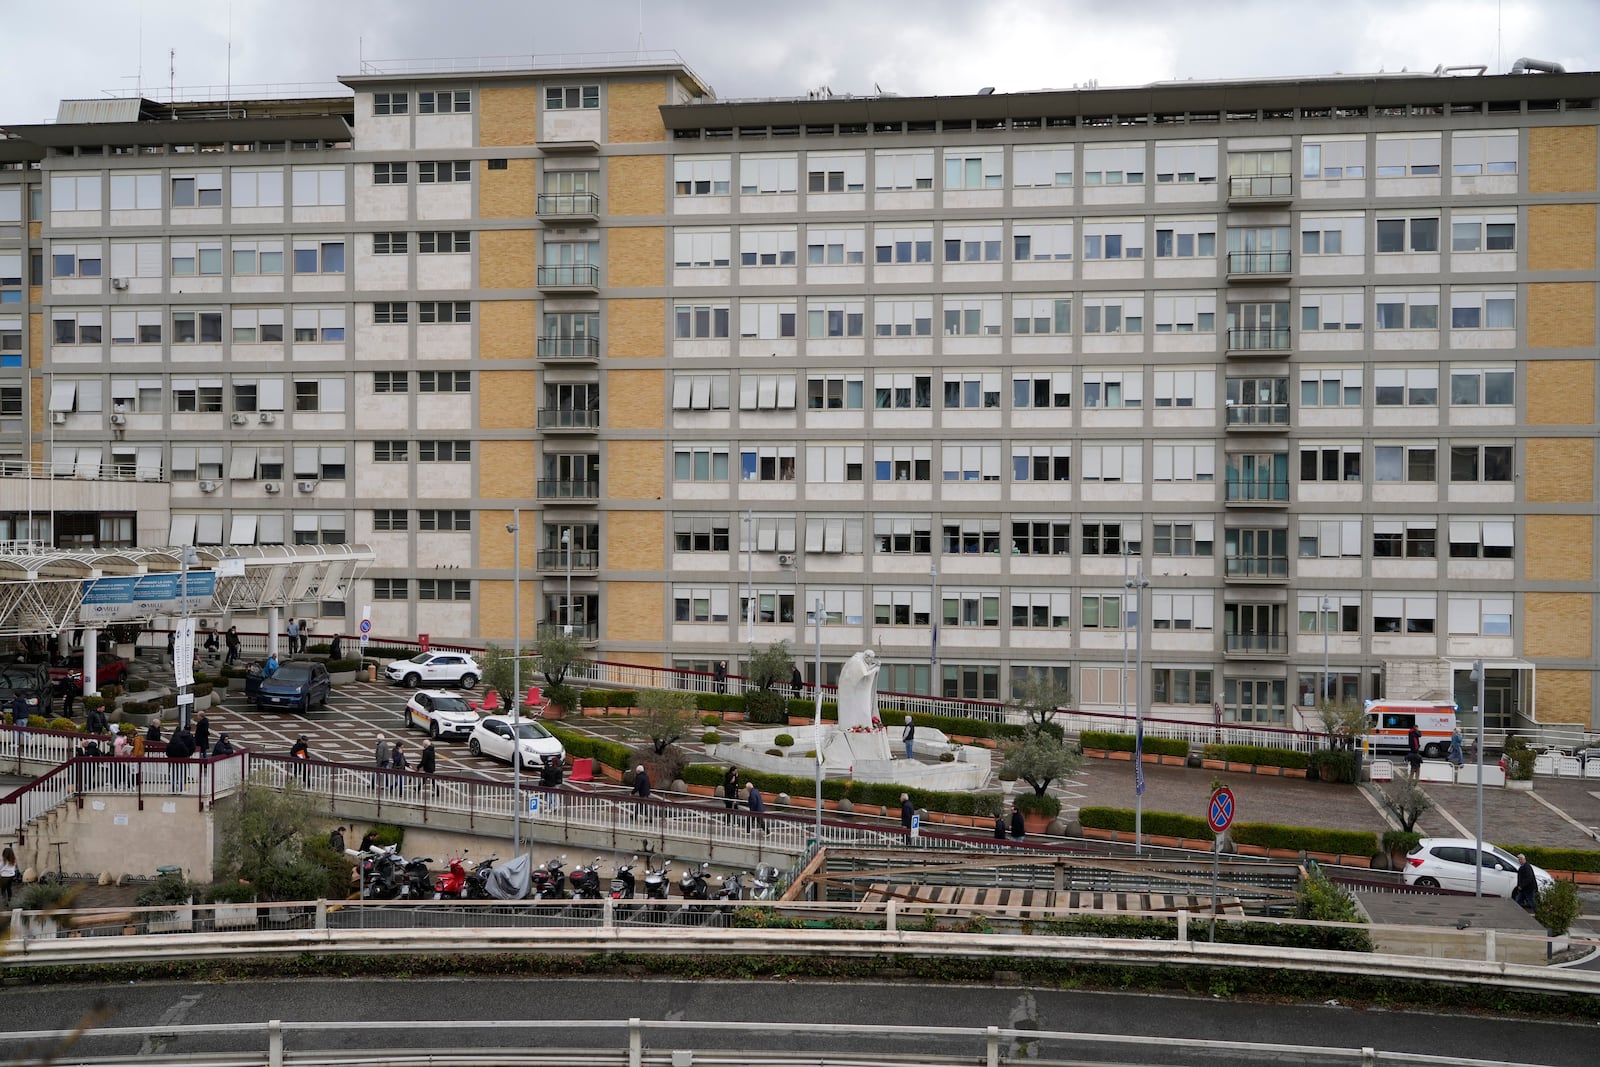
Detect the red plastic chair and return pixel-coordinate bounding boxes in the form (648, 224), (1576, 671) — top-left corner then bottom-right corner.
(469, 689), (501, 713)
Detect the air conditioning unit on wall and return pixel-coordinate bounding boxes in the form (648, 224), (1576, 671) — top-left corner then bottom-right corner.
(198, 480), (219, 493)
(50, 411), (67, 425)
(263, 481), (282, 494)
(296, 480), (317, 494)
(778, 553), (795, 566)
(109, 412), (126, 426)
(110, 277), (129, 290)
(259, 412), (277, 424)
(231, 413), (249, 425)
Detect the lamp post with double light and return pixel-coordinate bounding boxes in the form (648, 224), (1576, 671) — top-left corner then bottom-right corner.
(506, 510), (522, 854)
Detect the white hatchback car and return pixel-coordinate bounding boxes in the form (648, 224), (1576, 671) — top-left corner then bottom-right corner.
(384, 651), (481, 689)
(404, 690), (480, 740)
(468, 715), (565, 772)
(1403, 837), (1553, 898)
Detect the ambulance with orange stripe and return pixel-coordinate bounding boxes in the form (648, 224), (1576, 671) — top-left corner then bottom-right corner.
(1362, 699), (1458, 759)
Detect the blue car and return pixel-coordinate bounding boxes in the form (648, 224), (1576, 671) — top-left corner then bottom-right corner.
(253, 661), (331, 713)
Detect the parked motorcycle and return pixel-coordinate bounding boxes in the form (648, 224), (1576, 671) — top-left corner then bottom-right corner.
(484, 853), (533, 900)
(433, 853), (473, 900)
(750, 864), (782, 901)
(464, 854), (498, 900)
(642, 857), (673, 900)
(609, 857), (639, 900)
(678, 861), (712, 901)
(530, 854), (569, 900)
(357, 844), (404, 900)
(569, 856), (605, 900)
(713, 870), (747, 901)
(401, 855), (434, 899)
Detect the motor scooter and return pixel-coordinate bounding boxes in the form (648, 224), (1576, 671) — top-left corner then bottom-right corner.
(464, 854), (498, 900)
(530, 854), (569, 900)
(750, 863), (782, 901)
(569, 856), (605, 900)
(433, 853), (473, 900)
(678, 861), (712, 900)
(643, 857), (673, 900)
(609, 857), (639, 899)
(401, 855), (434, 899)
(356, 844), (404, 899)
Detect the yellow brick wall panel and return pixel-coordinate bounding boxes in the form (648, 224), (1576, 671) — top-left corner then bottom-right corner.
(606, 511), (664, 571)
(608, 227), (665, 289)
(1536, 670), (1594, 726)
(476, 510), (538, 570)
(479, 158), (535, 219)
(607, 369), (664, 429)
(477, 440), (537, 499)
(608, 299), (665, 357)
(29, 313), (42, 367)
(607, 440), (664, 500)
(1526, 282), (1595, 349)
(479, 229), (536, 290)
(478, 86), (539, 148)
(1525, 515), (1595, 581)
(1529, 126), (1598, 193)
(1528, 204), (1597, 271)
(478, 300), (536, 360)
(1524, 438), (1594, 503)
(478, 370), (537, 431)
(29, 377), (42, 421)
(1523, 592), (1594, 659)
(606, 80), (667, 144)
(477, 581), (514, 642)
(605, 581), (664, 643)
(608, 155), (665, 217)
(1526, 360), (1596, 425)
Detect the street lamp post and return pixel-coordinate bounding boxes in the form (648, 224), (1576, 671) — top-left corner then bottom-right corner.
(812, 596), (824, 847)
(1472, 658), (1485, 897)
(562, 528), (573, 635)
(506, 510), (522, 855)
(929, 564), (938, 675)
(1322, 596), (1332, 706)
(1120, 544), (1131, 730)
(176, 545), (200, 731)
(743, 509), (755, 680)
(1125, 562), (1150, 854)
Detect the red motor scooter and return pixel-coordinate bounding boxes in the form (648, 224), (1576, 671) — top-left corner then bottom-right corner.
(432, 852), (473, 900)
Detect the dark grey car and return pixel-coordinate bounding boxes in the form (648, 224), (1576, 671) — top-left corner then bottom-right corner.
(255, 662), (332, 713)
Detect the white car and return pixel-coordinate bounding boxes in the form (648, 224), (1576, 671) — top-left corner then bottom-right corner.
(384, 651), (481, 689)
(1403, 837), (1553, 898)
(404, 690), (480, 740)
(468, 715), (565, 772)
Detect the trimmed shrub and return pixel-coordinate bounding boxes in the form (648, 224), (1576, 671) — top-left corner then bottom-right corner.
(580, 688), (637, 709)
(1201, 743), (1308, 770)
(48, 717), (79, 732)
(695, 693), (744, 715)
(765, 747), (784, 757)
(1080, 731), (1189, 758)
(192, 682), (214, 698)
(1309, 749), (1358, 784)
(701, 731), (721, 745)
(701, 713), (721, 727)
(99, 684), (125, 701)
(774, 733), (794, 748)
(1080, 806), (1212, 840)
(157, 692), (179, 710)
(122, 700), (158, 717)
(216, 668), (244, 682)
(327, 658), (363, 673)
(544, 683), (579, 713)
(1382, 830), (1423, 856)
(1498, 844), (1600, 874)
(1502, 736), (1536, 780)
(136, 871), (196, 907)
(128, 677), (152, 692)
(544, 724), (632, 772)
(939, 751), (955, 763)
(745, 689), (788, 724)
(1013, 793), (1062, 818)
(1231, 822), (1377, 857)
(82, 696), (108, 713)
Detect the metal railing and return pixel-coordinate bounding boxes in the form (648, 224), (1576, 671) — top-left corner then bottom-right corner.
(1225, 402), (1290, 426)
(536, 549), (599, 570)
(1227, 250), (1293, 274)
(537, 407), (600, 430)
(536, 478), (599, 499)
(1, 750), (238, 838)
(1224, 555), (1290, 578)
(536, 192), (601, 216)
(1224, 479), (1291, 501)
(1224, 632), (1289, 654)
(537, 335), (601, 359)
(536, 264), (600, 288)
(1226, 327), (1292, 351)
(1228, 174), (1293, 199)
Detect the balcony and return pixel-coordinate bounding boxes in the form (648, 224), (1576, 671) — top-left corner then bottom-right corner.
(536, 548), (599, 571)
(537, 336), (601, 361)
(536, 192), (600, 222)
(1223, 481), (1290, 505)
(542, 619), (600, 641)
(1227, 174), (1293, 204)
(1226, 327), (1291, 355)
(537, 407), (600, 432)
(1224, 632), (1288, 657)
(536, 264), (600, 293)
(1224, 403), (1290, 429)
(537, 479), (599, 502)
(1226, 250), (1293, 280)
(1223, 555), (1290, 581)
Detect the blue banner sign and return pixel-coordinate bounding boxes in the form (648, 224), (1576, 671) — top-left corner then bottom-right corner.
(78, 571), (218, 624)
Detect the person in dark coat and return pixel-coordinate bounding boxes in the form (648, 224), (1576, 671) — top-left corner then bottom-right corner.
(224, 626), (241, 666)
(713, 660), (728, 695)
(722, 766), (739, 818)
(745, 781), (766, 833)
(85, 704), (109, 735)
(418, 739), (437, 794)
(212, 733), (236, 756)
(1009, 805), (1025, 841)
(994, 811), (1008, 840)
(146, 720), (163, 744)
(193, 711), (211, 757)
(11, 694), (30, 725)
(630, 764), (652, 798)
(329, 633), (343, 661)
(328, 826), (347, 854)
(790, 665), (804, 698)
(1514, 854), (1539, 909)
(290, 734), (310, 781)
(900, 793), (915, 840)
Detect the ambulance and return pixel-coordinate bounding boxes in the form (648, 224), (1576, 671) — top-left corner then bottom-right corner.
(1362, 699), (1458, 758)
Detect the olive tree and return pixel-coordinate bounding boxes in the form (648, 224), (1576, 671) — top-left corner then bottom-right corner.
(479, 643), (533, 706)
(1316, 698), (1368, 750)
(533, 626), (590, 689)
(1376, 774), (1432, 833)
(1010, 675), (1072, 733)
(213, 775), (343, 900)
(631, 688), (696, 755)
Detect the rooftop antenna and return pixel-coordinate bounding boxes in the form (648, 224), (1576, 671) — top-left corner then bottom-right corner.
(169, 48), (175, 104)
(225, 1), (232, 117)
(636, 0), (645, 56)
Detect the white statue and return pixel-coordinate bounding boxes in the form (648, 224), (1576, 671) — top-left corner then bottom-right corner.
(835, 649), (881, 732)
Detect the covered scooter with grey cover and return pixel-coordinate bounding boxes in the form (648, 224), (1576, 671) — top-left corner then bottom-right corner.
(484, 852), (533, 900)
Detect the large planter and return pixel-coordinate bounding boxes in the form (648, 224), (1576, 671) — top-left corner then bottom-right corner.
(147, 900), (195, 933)
(329, 671), (358, 686)
(1022, 811), (1053, 834)
(1506, 778), (1534, 791)
(212, 902), (261, 929)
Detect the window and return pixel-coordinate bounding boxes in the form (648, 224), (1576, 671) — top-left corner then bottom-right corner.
(1154, 219), (1216, 258)
(418, 440), (471, 462)
(418, 90), (471, 113)
(545, 85), (599, 110)
(1376, 216), (1440, 253)
(1374, 368), (1438, 406)
(673, 446), (730, 482)
(50, 174), (101, 211)
(1451, 132), (1517, 175)
(874, 589), (933, 627)
(1082, 145), (1144, 185)
(170, 173), (223, 207)
(942, 589), (1001, 629)
(1010, 221), (1074, 263)
(1448, 518), (1515, 559)
(373, 92), (409, 115)
(373, 231), (409, 255)
(1300, 215), (1364, 256)
(1153, 519), (1214, 557)
(1451, 213), (1516, 252)
(1293, 594), (1360, 636)
(1154, 369), (1215, 408)
(374, 441), (409, 462)
(741, 444), (796, 482)
(1375, 290), (1439, 330)
(418, 510), (471, 532)
(1226, 678), (1286, 724)
(942, 664), (999, 701)
(372, 162), (409, 185)
(1447, 596), (1513, 637)
(373, 578), (409, 600)
(1083, 220), (1145, 259)
(740, 589), (796, 625)
(873, 225), (934, 264)
(171, 310), (224, 344)
(1299, 291), (1363, 332)
(418, 371), (471, 394)
(803, 517), (865, 555)
(739, 154), (799, 195)
(674, 586), (730, 623)
(293, 238), (345, 274)
(1154, 142), (1217, 183)
(291, 308), (345, 342)
(1081, 371), (1143, 408)
(738, 373), (797, 410)
(1011, 297), (1071, 335)
(1012, 371), (1071, 409)
(1080, 593), (1127, 630)
(1227, 300), (1292, 350)
(874, 372), (932, 409)
(289, 168), (344, 207)
(874, 516), (932, 554)
(418, 231), (470, 253)
(1152, 443), (1215, 482)
(1012, 444), (1071, 482)
(1371, 519), (1436, 558)
(806, 374), (864, 410)
(1299, 368), (1361, 408)
(806, 300), (864, 339)
(170, 240), (223, 276)
(1011, 519), (1070, 556)
(1299, 445), (1361, 482)
(806, 152), (866, 193)
(874, 149), (935, 191)
(1373, 595), (1437, 635)
(1302, 137), (1366, 179)
(230, 169), (284, 208)
(232, 239), (284, 274)
(1082, 296), (1144, 335)
(418, 579), (472, 601)
(738, 514), (797, 554)
(673, 229), (731, 268)
(804, 445), (864, 482)
(373, 302), (408, 325)
(51, 244), (102, 278)
(1081, 444), (1142, 483)
(673, 373), (731, 411)
(50, 311), (102, 345)
(1081, 521), (1137, 556)
(1152, 295), (1216, 334)
(1298, 518), (1363, 559)
(941, 444), (1001, 482)
(371, 371), (407, 393)
(675, 303), (730, 339)
(1450, 444), (1514, 482)
(1450, 290), (1516, 330)
(293, 377), (346, 413)
(943, 148), (1003, 189)
(942, 296), (1002, 336)
(419, 301), (471, 323)
(1373, 445), (1438, 483)
(943, 372), (1001, 410)
(675, 157), (731, 196)
(1450, 367), (1515, 406)
(943, 223), (1003, 262)
(1376, 134), (1441, 177)
(738, 301), (797, 339)
(1, 254), (21, 306)
(940, 518), (1001, 555)
(1150, 592), (1214, 631)
(805, 226), (865, 266)
(869, 298), (932, 339)
(674, 515), (732, 552)
(739, 227), (798, 267)
(1013, 146), (1073, 187)
(47, 379), (101, 413)
(873, 444), (932, 482)
(373, 510), (408, 532)
(1152, 669), (1213, 705)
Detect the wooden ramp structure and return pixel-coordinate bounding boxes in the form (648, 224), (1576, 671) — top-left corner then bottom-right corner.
(856, 882), (1246, 917)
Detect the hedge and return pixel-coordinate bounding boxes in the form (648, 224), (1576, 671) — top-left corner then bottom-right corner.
(544, 724), (633, 772)
(581, 688), (637, 709)
(1499, 844), (1600, 874)
(1080, 806), (1212, 840)
(1039, 914), (1370, 953)
(1080, 730), (1189, 758)
(1080, 807), (1378, 857)
(1308, 749), (1359, 784)
(679, 761), (1001, 816)
(1201, 743), (1309, 770)
(1014, 793), (1062, 818)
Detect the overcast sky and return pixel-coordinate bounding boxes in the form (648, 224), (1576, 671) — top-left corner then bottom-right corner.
(2, 0), (1596, 125)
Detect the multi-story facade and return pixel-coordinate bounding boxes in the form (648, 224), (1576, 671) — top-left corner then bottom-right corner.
(1, 57), (1597, 731)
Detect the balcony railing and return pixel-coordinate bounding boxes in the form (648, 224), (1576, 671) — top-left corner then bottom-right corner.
(1226, 328), (1291, 353)
(1224, 632), (1288, 654)
(1224, 479), (1290, 503)
(536, 264), (600, 289)
(1224, 555), (1290, 579)
(536, 192), (601, 217)
(542, 620), (599, 640)
(1226, 251), (1293, 276)
(1225, 403), (1290, 428)
(537, 336), (601, 360)
(536, 548), (599, 570)
(537, 479), (599, 500)
(1228, 174), (1293, 200)
(537, 407), (600, 430)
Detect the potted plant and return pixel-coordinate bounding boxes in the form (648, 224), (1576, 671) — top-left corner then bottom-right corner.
(138, 871), (196, 933)
(326, 658), (362, 685)
(204, 880), (261, 929)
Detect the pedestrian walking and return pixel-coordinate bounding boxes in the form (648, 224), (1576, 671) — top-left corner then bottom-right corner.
(1009, 804), (1025, 841)
(1514, 854), (1538, 909)
(900, 793), (915, 840)
(901, 715), (916, 760)
(60, 684), (76, 719)
(290, 734), (311, 780)
(145, 720), (163, 745)
(418, 739), (437, 794)
(0, 845), (17, 906)
(373, 734), (392, 791)
(11, 693), (30, 725)
(286, 618), (300, 656)
(721, 766), (739, 820)
(166, 630), (175, 663)
(1448, 727), (1464, 768)
(713, 660), (728, 695)
(167, 725), (194, 792)
(994, 810), (1008, 840)
(329, 633), (343, 661)
(790, 665), (804, 699)
(745, 781), (766, 834)
(85, 703), (109, 735)
(390, 740), (408, 794)
(224, 626), (240, 666)
(328, 825), (347, 854)
(193, 711), (211, 757)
